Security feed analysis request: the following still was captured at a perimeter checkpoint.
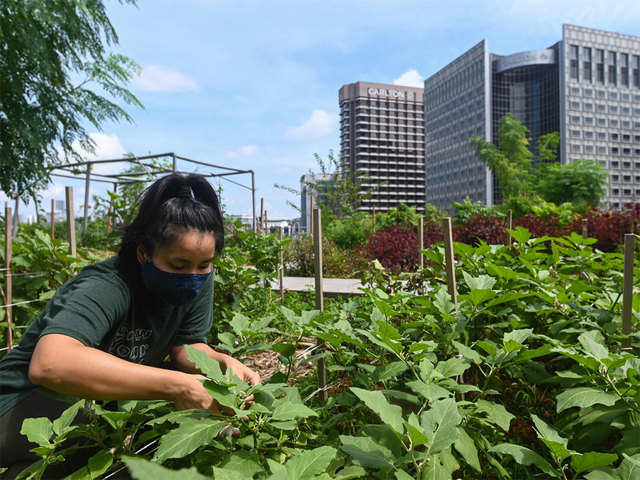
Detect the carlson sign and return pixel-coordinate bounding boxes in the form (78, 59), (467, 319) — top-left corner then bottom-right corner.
(367, 87), (406, 99)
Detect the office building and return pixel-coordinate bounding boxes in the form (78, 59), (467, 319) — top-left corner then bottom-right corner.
(339, 81), (425, 212)
(424, 24), (640, 210)
(300, 173), (335, 233)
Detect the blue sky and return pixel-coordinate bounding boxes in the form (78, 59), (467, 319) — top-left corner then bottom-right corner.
(10, 0), (640, 221)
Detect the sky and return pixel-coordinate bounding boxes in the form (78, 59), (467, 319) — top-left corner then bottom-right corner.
(8, 0), (640, 221)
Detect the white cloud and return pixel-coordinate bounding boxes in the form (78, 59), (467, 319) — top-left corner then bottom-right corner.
(285, 109), (336, 140)
(133, 65), (198, 92)
(393, 69), (424, 88)
(226, 144), (259, 159)
(69, 133), (128, 176)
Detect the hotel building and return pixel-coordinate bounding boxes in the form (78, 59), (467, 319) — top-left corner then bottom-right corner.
(339, 81), (425, 212)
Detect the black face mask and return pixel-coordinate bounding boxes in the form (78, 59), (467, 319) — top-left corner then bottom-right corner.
(141, 261), (211, 306)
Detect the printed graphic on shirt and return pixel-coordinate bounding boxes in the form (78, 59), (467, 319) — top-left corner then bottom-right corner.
(105, 323), (152, 363)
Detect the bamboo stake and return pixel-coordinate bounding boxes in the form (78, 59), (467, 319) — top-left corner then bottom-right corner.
(313, 208), (327, 402)
(622, 234), (635, 349)
(419, 216), (424, 270)
(279, 226), (284, 304)
(66, 187), (77, 257)
(582, 218), (588, 238)
(442, 217), (457, 306)
(5, 203), (13, 351)
(50, 199), (55, 240)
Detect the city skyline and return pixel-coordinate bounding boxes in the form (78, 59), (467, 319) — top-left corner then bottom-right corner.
(5, 1), (640, 219)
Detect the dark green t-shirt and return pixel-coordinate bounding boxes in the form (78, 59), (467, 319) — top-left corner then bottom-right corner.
(0, 256), (213, 416)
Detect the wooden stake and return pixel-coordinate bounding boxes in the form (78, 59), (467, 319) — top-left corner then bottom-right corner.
(372, 205), (376, 232)
(313, 208), (327, 402)
(66, 187), (76, 257)
(279, 226), (284, 304)
(106, 198), (114, 233)
(622, 233), (635, 349)
(5, 203), (13, 351)
(442, 217), (458, 306)
(419, 216), (424, 270)
(50, 199), (55, 240)
(582, 218), (588, 238)
(309, 196), (314, 237)
(260, 197), (264, 232)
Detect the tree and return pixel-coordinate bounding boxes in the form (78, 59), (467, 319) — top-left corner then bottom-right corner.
(469, 113), (533, 198)
(0, 0), (142, 201)
(275, 150), (374, 217)
(535, 160), (608, 207)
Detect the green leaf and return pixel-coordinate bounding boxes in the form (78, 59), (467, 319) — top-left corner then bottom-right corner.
(578, 331), (610, 361)
(340, 435), (395, 469)
(462, 271), (497, 291)
(395, 470), (414, 480)
(420, 398), (461, 455)
(20, 417), (53, 446)
(571, 452), (618, 475)
(407, 380), (451, 402)
(284, 446), (337, 480)
(435, 357), (470, 378)
(271, 401), (318, 421)
(51, 400), (83, 436)
(335, 466), (367, 479)
(531, 414), (574, 462)
(213, 467), (246, 480)
(153, 418), (224, 463)
(454, 427), (481, 473)
(123, 456), (208, 480)
(490, 443), (559, 477)
(474, 399), (514, 431)
(65, 450), (114, 480)
(271, 342), (297, 359)
(203, 381), (238, 411)
(467, 289), (494, 306)
(507, 226), (531, 244)
(453, 341), (484, 364)
(229, 313), (252, 336)
(372, 361), (408, 382)
(503, 328), (533, 347)
(556, 387), (618, 413)
(185, 345), (225, 382)
(421, 449), (459, 480)
(433, 286), (455, 314)
(351, 387), (404, 434)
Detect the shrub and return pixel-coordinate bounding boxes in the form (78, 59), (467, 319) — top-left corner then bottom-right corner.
(573, 210), (631, 252)
(359, 225), (419, 273)
(515, 214), (565, 238)
(283, 235), (362, 278)
(454, 214), (507, 246)
(325, 212), (373, 250)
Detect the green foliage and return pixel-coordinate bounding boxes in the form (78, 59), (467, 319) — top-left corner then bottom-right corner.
(453, 197), (496, 225)
(469, 113), (533, 199)
(534, 159), (609, 207)
(375, 203), (423, 230)
(0, 0), (142, 199)
(325, 212), (373, 250)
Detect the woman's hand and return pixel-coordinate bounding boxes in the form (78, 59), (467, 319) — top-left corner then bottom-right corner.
(172, 373), (234, 416)
(223, 356), (262, 386)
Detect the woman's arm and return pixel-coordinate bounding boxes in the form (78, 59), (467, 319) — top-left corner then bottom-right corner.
(171, 343), (262, 385)
(29, 334), (215, 410)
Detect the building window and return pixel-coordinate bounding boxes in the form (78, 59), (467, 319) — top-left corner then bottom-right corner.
(610, 105), (618, 114)
(585, 145), (594, 153)
(597, 104), (606, 112)
(596, 49), (605, 83)
(612, 160), (619, 168)
(584, 116), (594, 125)
(598, 132), (607, 140)
(599, 146), (608, 154)
(612, 189), (619, 196)
(612, 133), (619, 141)
(571, 129), (581, 138)
(570, 86), (581, 95)
(622, 53), (630, 87)
(571, 144), (581, 153)
(597, 118), (606, 126)
(583, 102), (593, 111)
(633, 55), (640, 88)
(612, 175), (620, 181)
(584, 88), (594, 97)
(570, 45), (579, 80)
(609, 51), (617, 85)
(584, 131), (594, 139)
(583, 47), (592, 82)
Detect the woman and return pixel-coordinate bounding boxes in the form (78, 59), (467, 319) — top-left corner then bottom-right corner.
(0, 173), (260, 475)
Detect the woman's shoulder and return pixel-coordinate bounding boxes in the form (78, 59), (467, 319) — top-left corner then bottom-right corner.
(70, 255), (131, 295)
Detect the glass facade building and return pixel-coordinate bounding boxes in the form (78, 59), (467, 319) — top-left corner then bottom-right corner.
(424, 24), (640, 210)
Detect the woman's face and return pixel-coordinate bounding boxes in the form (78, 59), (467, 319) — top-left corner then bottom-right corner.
(138, 229), (216, 274)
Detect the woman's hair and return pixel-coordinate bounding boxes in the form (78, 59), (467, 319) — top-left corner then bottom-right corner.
(118, 173), (224, 274)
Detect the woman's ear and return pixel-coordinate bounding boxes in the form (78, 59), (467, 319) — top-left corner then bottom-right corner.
(136, 245), (147, 264)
